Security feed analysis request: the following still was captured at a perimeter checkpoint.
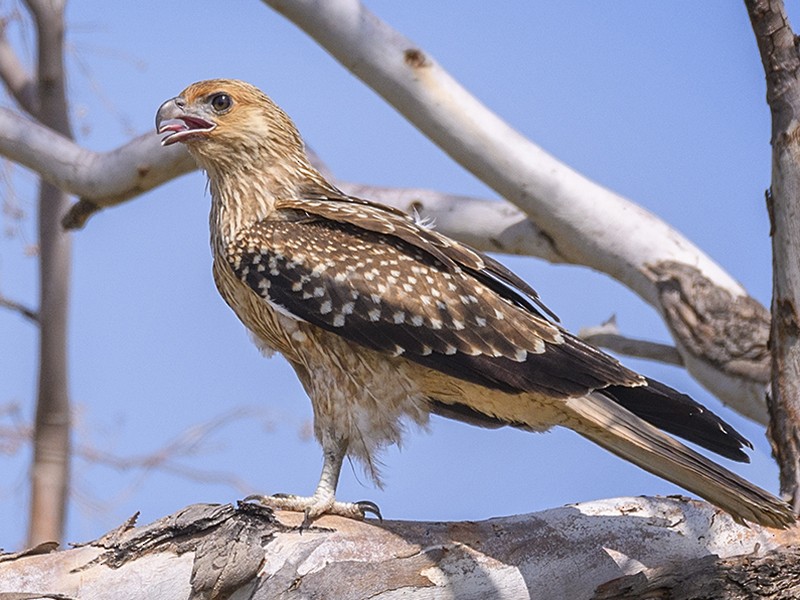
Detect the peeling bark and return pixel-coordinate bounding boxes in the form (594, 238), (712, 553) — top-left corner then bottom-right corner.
(646, 261), (772, 422)
(595, 544), (800, 599)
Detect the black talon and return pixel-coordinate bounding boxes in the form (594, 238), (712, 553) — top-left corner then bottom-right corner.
(242, 494), (269, 505)
(357, 500), (382, 521)
(300, 508), (313, 533)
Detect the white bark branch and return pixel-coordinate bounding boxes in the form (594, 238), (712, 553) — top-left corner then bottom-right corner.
(305, 148), (564, 262)
(0, 107), (195, 225)
(0, 498), (794, 599)
(264, 0), (740, 300)
(0, 106), (556, 262)
(263, 0), (772, 424)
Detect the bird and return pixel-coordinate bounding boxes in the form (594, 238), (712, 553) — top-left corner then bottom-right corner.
(156, 78), (794, 529)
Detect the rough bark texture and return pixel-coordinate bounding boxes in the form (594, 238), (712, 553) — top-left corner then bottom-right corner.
(646, 261), (771, 422)
(0, 498), (795, 600)
(25, 0), (73, 546)
(746, 0), (800, 508)
(595, 544), (800, 599)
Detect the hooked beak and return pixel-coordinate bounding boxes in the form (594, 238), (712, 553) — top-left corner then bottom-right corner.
(155, 97), (216, 146)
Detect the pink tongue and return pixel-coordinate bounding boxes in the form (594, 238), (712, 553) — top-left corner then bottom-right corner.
(158, 119), (187, 134)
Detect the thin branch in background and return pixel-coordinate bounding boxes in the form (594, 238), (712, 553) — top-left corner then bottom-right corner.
(76, 406), (269, 490)
(67, 42), (140, 138)
(0, 401), (30, 455)
(0, 292), (38, 322)
(0, 158), (26, 241)
(69, 407), (269, 529)
(0, 5), (37, 114)
(579, 316), (684, 367)
(2, 402), (269, 535)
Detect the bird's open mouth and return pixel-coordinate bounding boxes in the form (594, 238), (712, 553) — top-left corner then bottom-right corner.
(158, 116), (216, 146)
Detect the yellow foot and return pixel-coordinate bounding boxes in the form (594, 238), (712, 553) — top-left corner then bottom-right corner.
(244, 493), (381, 529)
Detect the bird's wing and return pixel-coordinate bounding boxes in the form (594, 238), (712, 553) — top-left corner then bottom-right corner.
(294, 187), (561, 321)
(229, 201), (641, 399)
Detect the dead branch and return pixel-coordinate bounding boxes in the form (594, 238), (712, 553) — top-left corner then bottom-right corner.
(579, 317), (684, 367)
(0, 293), (38, 323)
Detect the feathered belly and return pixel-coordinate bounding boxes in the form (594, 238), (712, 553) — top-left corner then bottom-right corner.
(212, 255), (430, 483)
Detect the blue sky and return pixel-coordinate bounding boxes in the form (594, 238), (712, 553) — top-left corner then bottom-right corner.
(0, 1), (790, 547)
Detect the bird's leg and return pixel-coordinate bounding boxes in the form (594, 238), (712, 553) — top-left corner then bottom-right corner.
(246, 434), (381, 528)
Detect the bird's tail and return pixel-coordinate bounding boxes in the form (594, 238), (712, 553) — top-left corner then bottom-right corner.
(562, 393), (795, 529)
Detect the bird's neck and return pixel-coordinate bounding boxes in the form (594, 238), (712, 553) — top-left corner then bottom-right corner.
(206, 155), (326, 250)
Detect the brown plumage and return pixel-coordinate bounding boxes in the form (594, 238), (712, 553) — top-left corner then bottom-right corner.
(155, 79), (795, 528)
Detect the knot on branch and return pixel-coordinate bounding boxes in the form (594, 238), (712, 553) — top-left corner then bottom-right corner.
(646, 261), (770, 384)
(75, 502), (281, 600)
(61, 199), (99, 230)
(404, 48), (429, 69)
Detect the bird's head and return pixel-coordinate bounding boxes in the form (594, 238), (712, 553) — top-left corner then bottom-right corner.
(155, 79), (306, 174)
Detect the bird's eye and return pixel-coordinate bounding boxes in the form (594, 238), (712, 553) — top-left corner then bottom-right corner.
(209, 93), (232, 112)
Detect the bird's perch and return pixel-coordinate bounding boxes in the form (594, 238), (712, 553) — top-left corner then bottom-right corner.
(0, 498), (796, 600)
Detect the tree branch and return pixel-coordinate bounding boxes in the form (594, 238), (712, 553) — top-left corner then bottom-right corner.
(0, 108), (195, 227)
(305, 147), (565, 262)
(595, 544), (800, 599)
(746, 0), (800, 507)
(0, 293), (38, 323)
(25, 0), (72, 546)
(263, 0), (773, 422)
(579, 317), (684, 367)
(0, 499), (793, 599)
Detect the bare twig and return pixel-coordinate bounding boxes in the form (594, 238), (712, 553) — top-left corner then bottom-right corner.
(579, 317), (684, 367)
(75, 409), (263, 496)
(0, 293), (38, 323)
(0, 401), (30, 455)
(0, 11), (37, 113)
